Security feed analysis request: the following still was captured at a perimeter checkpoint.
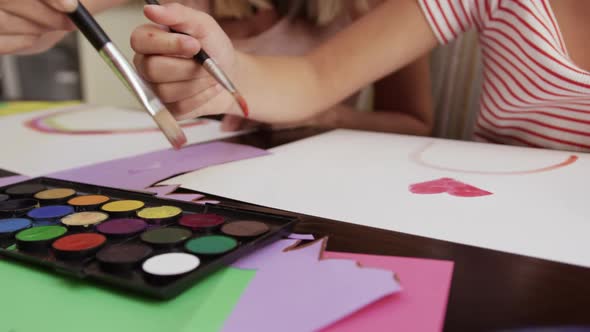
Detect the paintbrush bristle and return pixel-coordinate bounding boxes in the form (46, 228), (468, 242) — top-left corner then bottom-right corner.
(233, 93), (249, 118)
(153, 109), (187, 150)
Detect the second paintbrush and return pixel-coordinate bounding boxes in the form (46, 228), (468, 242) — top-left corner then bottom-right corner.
(143, 0), (249, 117)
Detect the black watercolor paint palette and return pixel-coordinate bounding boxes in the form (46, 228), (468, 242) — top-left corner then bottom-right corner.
(0, 177), (297, 299)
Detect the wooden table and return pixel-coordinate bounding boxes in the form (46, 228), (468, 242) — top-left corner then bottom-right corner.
(2, 128), (590, 331)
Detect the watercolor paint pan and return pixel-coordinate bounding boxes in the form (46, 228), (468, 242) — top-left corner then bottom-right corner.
(0, 198), (39, 218)
(0, 177), (297, 300)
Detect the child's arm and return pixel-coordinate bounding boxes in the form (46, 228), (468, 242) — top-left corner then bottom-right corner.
(368, 54), (434, 135)
(133, 0), (437, 123)
(287, 54), (434, 135)
(0, 0), (128, 55)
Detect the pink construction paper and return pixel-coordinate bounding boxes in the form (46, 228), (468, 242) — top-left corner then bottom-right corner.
(225, 239), (401, 332)
(321, 252), (454, 332)
(48, 142), (269, 190)
(0, 175), (30, 187)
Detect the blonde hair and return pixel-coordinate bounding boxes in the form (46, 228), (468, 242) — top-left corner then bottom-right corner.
(213, 0), (371, 25)
(213, 0), (273, 19)
(306, 0), (370, 26)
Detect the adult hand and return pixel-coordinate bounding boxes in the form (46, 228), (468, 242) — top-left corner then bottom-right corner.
(0, 0), (81, 54)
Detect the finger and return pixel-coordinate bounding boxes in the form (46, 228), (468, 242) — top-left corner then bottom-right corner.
(151, 77), (218, 103)
(131, 24), (200, 57)
(134, 54), (209, 83)
(220, 115), (245, 131)
(0, 34), (39, 54)
(167, 85), (234, 120)
(0, 10), (47, 34)
(164, 0), (211, 12)
(14, 30), (68, 55)
(1, 1), (73, 30)
(42, 0), (78, 12)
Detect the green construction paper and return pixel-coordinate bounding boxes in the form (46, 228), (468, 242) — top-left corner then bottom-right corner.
(0, 259), (254, 332)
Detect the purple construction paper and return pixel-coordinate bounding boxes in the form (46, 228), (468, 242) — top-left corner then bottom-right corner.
(162, 193), (205, 202)
(0, 175), (30, 187)
(47, 142), (269, 190)
(145, 185), (206, 202)
(232, 239), (299, 270)
(288, 233), (315, 240)
(145, 185), (179, 196)
(225, 239), (401, 332)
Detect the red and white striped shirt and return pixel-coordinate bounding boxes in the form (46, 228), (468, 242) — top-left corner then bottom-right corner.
(418, 0), (590, 151)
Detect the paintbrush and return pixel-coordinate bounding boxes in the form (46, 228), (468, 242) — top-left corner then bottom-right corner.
(67, 2), (187, 150)
(143, 0), (249, 118)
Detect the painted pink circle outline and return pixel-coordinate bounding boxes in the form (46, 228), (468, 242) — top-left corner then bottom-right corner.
(410, 141), (578, 175)
(25, 107), (207, 135)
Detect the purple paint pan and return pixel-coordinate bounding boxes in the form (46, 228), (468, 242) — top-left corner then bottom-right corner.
(96, 218), (147, 237)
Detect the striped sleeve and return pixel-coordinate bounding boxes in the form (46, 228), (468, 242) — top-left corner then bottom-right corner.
(416, 0), (487, 44)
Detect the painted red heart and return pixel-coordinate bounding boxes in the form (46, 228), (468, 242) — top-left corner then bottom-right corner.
(409, 178), (492, 197)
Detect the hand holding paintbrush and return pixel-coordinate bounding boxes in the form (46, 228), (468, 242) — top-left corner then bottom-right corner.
(0, 0), (77, 54)
(141, 0), (249, 118)
(39, 0), (188, 150)
(132, 2), (256, 121)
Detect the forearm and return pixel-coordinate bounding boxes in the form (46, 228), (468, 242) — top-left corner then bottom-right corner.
(237, 54), (327, 123)
(317, 105), (433, 136)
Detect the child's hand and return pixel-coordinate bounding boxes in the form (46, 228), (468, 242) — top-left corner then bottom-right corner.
(0, 0), (77, 54)
(132, 3), (240, 120)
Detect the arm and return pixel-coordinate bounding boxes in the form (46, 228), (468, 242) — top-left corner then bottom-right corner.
(235, 0), (437, 123)
(0, 0), (129, 55)
(132, 0), (437, 123)
(369, 54), (434, 135)
(288, 54), (434, 135)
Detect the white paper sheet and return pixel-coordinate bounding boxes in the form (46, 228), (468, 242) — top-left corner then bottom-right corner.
(164, 129), (590, 267)
(0, 104), (242, 175)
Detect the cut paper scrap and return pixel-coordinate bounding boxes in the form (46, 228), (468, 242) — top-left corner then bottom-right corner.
(145, 185), (180, 196)
(0, 175), (30, 187)
(0, 257), (254, 332)
(167, 194), (209, 203)
(193, 199), (221, 205)
(409, 177), (492, 197)
(288, 233), (315, 240)
(231, 239), (299, 270)
(49, 141), (269, 190)
(224, 238), (401, 332)
(322, 252), (454, 332)
(145, 185), (206, 202)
